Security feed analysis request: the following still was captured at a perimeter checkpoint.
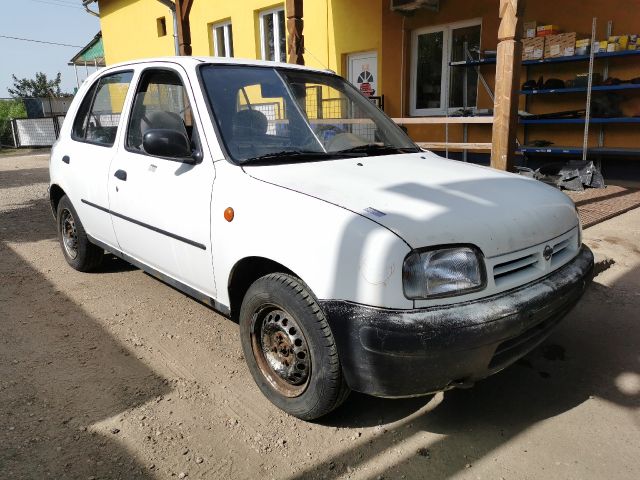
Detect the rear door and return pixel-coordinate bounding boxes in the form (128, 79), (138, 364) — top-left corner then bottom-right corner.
(107, 64), (217, 297)
(64, 70), (134, 247)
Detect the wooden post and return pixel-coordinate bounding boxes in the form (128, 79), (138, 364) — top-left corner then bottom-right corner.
(174, 0), (194, 56)
(286, 0), (304, 65)
(491, 0), (525, 171)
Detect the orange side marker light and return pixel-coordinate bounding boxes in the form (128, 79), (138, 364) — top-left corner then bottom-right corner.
(224, 207), (235, 222)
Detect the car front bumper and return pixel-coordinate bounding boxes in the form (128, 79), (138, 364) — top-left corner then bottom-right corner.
(320, 245), (594, 398)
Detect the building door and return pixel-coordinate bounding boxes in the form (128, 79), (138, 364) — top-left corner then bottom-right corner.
(347, 51), (378, 98)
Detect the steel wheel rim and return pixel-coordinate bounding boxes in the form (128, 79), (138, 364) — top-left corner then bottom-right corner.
(251, 305), (311, 398)
(60, 209), (78, 260)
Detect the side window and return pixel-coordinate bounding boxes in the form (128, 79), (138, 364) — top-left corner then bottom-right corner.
(72, 71), (133, 146)
(126, 69), (195, 153)
(72, 82), (98, 139)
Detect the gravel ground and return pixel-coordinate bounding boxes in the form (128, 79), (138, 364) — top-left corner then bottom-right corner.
(1, 153), (639, 480)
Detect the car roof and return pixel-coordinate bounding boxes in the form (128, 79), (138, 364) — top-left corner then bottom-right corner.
(102, 56), (334, 75)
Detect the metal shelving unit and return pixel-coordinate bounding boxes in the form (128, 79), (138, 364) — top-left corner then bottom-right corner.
(450, 48), (640, 67)
(449, 19), (640, 167)
(520, 83), (640, 96)
(520, 117), (640, 125)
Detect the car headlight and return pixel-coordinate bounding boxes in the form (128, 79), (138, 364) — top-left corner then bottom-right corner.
(403, 246), (486, 299)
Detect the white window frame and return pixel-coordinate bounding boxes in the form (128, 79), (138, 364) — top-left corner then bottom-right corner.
(410, 18), (482, 116)
(212, 20), (233, 58)
(259, 6), (285, 62)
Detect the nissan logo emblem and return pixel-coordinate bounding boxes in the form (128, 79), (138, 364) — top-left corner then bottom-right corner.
(543, 245), (553, 261)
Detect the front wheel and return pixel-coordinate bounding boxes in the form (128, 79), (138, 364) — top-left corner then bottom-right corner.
(239, 273), (350, 420)
(56, 195), (103, 272)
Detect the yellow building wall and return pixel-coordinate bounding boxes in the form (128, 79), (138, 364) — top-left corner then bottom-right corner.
(99, 0), (176, 64)
(98, 0), (384, 86)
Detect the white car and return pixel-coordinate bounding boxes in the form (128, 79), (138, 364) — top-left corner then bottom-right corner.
(49, 57), (594, 420)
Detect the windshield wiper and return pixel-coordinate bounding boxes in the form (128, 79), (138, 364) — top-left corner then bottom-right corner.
(241, 150), (362, 165)
(333, 144), (420, 155)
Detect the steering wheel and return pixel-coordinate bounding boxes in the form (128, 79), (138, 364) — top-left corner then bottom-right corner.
(314, 125), (345, 146)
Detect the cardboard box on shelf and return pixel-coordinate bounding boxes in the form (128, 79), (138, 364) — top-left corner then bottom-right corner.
(609, 35), (629, 50)
(523, 37), (545, 60)
(592, 40), (609, 53)
(524, 21), (537, 39)
(537, 25), (561, 36)
(575, 38), (591, 56)
(607, 42), (622, 52)
(545, 33), (577, 58)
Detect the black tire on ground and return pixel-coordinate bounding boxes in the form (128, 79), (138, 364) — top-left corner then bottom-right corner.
(56, 195), (103, 272)
(239, 273), (350, 421)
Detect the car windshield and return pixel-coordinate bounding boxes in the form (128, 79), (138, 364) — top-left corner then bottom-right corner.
(199, 64), (419, 164)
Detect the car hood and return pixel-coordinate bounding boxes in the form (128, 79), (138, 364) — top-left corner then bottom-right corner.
(244, 152), (578, 257)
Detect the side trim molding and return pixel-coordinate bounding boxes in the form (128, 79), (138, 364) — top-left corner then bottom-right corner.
(87, 234), (231, 317)
(81, 199), (207, 250)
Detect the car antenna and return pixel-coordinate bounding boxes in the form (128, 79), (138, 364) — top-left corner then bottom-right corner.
(304, 47), (334, 73)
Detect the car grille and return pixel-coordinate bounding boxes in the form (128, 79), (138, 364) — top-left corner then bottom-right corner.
(489, 228), (580, 291)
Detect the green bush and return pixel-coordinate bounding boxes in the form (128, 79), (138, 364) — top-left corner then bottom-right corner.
(0, 99), (27, 146)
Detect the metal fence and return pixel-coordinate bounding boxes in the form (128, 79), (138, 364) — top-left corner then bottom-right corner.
(0, 97), (72, 148)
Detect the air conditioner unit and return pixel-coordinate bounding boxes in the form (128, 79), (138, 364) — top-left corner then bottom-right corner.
(390, 0), (440, 13)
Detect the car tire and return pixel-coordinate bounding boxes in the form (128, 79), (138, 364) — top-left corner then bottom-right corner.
(239, 273), (350, 421)
(56, 195), (103, 272)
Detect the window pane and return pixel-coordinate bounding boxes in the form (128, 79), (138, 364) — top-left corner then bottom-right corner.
(227, 24), (234, 57)
(72, 81), (98, 140)
(215, 26), (226, 57)
(84, 71), (133, 146)
(263, 13), (275, 61)
(200, 65), (417, 163)
(277, 9), (286, 62)
(415, 31), (443, 110)
(449, 25), (481, 108)
(127, 70), (194, 152)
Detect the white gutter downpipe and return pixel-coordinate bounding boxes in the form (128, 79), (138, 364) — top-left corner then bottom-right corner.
(156, 0), (180, 56)
(82, 0), (100, 17)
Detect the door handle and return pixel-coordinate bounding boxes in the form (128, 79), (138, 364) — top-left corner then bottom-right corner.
(114, 169), (127, 181)
(62, 155), (70, 164)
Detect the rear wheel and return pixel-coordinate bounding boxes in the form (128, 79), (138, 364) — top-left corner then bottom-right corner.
(239, 273), (350, 420)
(56, 195), (103, 272)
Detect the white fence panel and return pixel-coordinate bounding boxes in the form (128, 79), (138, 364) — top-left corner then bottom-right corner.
(15, 118), (57, 147)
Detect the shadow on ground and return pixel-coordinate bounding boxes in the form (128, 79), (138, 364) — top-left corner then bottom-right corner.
(0, 165), (170, 478)
(291, 263), (640, 479)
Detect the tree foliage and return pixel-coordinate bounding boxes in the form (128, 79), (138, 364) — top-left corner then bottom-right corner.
(0, 99), (27, 146)
(7, 72), (67, 98)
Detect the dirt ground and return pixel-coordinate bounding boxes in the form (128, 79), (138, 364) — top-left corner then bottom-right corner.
(1, 153), (639, 480)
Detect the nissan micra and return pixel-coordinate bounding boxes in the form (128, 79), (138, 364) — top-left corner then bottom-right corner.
(49, 57), (594, 420)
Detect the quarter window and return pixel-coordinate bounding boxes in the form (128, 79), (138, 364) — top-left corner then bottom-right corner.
(212, 21), (234, 58)
(259, 7), (286, 62)
(126, 69), (196, 154)
(410, 20), (481, 116)
(72, 71), (133, 147)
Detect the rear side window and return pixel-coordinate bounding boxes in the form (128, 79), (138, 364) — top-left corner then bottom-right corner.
(72, 71), (133, 147)
(126, 69), (195, 152)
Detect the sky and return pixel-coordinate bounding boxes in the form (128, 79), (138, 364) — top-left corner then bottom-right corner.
(0, 0), (100, 97)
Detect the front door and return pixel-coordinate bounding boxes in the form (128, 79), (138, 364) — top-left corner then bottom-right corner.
(108, 65), (217, 297)
(347, 51), (378, 98)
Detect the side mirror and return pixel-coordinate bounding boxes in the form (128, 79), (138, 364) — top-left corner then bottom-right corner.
(142, 129), (196, 164)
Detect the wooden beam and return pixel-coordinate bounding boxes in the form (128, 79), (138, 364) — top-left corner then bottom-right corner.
(174, 0), (194, 56)
(490, 0), (525, 171)
(417, 142), (492, 151)
(392, 117), (494, 124)
(286, 0), (304, 65)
